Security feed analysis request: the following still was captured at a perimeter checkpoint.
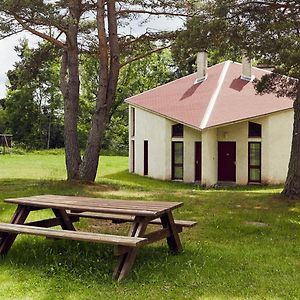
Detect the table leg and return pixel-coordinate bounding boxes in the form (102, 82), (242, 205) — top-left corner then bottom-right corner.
(52, 209), (76, 231)
(113, 216), (148, 281)
(160, 211), (182, 254)
(0, 205), (31, 256)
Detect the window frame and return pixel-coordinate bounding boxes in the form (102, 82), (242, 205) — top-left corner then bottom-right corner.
(248, 142), (261, 183)
(172, 141), (184, 180)
(248, 122), (262, 138)
(131, 107), (135, 137)
(172, 124), (184, 138)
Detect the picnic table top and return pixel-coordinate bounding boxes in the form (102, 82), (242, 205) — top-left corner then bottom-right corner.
(5, 195), (183, 217)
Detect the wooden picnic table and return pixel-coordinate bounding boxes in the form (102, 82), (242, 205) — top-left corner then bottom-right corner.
(0, 195), (196, 281)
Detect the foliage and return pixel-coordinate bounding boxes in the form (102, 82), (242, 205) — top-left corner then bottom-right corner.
(102, 50), (175, 154)
(2, 39), (174, 152)
(2, 40), (64, 149)
(173, 0), (300, 197)
(0, 0), (196, 181)
(173, 1), (299, 83)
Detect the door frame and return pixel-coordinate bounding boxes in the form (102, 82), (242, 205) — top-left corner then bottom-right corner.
(195, 141), (202, 182)
(248, 142), (261, 183)
(218, 141), (236, 182)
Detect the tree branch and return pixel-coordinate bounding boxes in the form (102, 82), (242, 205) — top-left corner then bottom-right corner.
(121, 45), (171, 68)
(13, 14), (66, 49)
(118, 9), (194, 18)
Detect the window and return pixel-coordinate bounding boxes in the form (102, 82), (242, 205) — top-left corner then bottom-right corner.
(172, 124), (183, 137)
(144, 140), (148, 176)
(172, 142), (184, 180)
(248, 142), (261, 183)
(248, 122), (262, 138)
(131, 107), (135, 137)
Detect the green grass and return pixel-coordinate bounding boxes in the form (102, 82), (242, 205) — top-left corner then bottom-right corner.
(0, 152), (300, 299)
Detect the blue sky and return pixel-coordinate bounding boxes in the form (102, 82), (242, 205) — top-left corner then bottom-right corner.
(0, 16), (183, 99)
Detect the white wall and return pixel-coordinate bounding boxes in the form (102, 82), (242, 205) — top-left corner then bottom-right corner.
(181, 126), (202, 182)
(202, 128), (218, 185)
(129, 105), (293, 185)
(260, 110), (293, 184)
(216, 110), (293, 185)
(129, 106), (202, 181)
(129, 106), (172, 180)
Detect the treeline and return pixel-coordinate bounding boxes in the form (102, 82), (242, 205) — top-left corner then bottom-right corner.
(0, 41), (176, 154)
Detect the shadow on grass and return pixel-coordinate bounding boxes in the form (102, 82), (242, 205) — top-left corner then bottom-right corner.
(1, 236), (279, 299)
(0, 178), (118, 201)
(0, 236), (250, 285)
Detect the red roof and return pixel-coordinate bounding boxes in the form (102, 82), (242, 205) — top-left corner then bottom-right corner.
(126, 61), (294, 129)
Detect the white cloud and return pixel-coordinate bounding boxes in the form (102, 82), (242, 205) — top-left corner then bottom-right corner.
(0, 36), (20, 98)
(0, 33), (40, 98)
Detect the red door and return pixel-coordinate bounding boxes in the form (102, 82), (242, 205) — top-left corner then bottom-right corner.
(195, 142), (202, 181)
(218, 142), (236, 182)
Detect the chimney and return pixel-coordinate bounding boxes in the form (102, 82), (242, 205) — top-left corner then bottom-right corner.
(195, 52), (208, 84)
(241, 56), (254, 81)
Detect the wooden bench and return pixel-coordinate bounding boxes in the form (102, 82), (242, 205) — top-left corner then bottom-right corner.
(0, 223), (147, 247)
(67, 212), (197, 228)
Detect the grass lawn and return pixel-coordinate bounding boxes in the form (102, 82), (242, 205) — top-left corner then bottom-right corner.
(0, 152), (300, 299)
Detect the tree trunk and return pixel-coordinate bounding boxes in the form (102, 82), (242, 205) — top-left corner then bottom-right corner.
(61, 1), (82, 180)
(79, 0), (120, 182)
(282, 82), (300, 197)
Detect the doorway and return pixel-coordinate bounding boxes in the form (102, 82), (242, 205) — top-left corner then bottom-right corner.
(218, 142), (236, 182)
(195, 142), (202, 181)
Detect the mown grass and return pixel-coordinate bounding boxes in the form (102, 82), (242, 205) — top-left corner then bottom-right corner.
(0, 152), (300, 299)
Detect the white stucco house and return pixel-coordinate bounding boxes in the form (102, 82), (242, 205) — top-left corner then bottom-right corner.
(125, 52), (294, 185)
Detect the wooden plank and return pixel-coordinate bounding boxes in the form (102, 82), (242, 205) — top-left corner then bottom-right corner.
(160, 211), (183, 254)
(52, 209), (76, 231)
(113, 216), (149, 281)
(68, 212), (197, 227)
(5, 195), (183, 216)
(115, 226), (183, 256)
(0, 223), (147, 247)
(0, 205), (31, 256)
(25, 216), (79, 228)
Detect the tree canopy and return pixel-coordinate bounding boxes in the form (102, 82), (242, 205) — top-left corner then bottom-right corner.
(0, 0), (196, 181)
(173, 0), (300, 197)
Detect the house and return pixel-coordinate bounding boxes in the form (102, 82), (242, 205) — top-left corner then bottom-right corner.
(125, 53), (294, 185)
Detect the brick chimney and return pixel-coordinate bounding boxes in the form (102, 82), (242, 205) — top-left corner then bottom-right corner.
(241, 56), (254, 81)
(195, 52), (208, 84)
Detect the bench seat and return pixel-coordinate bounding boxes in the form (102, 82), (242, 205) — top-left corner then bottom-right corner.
(0, 223), (147, 247)
(67, 212), (197, 227)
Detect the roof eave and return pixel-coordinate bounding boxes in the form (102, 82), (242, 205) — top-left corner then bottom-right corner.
(203, 108), (293, 130)
(127, 102), (202, 132)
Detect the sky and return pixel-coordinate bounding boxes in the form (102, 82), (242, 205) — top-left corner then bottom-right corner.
(0, 16), (183, 99)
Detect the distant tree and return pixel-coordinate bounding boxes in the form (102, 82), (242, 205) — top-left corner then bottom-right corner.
(0, 1), (195, 181)
(173, 0), (300, 197)
(4, 40), (175, 152)
(4, 41), (64, 149)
